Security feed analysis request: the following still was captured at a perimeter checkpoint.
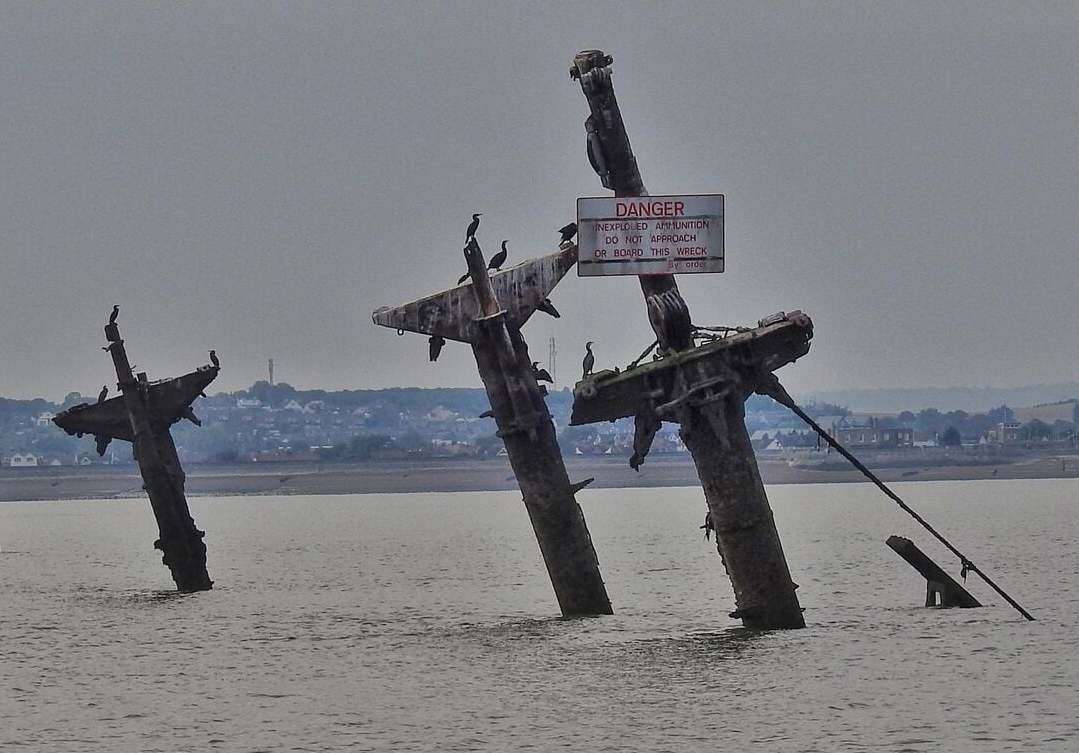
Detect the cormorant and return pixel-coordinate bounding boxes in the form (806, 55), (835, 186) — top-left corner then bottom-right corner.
(108, 305), (119, 324)
(700, 511), (714, 541)
(531, 362), (553, 383)
(582, 341), (595, 378)
(558, 222), (578, 243)
(536, 298), (560, 318)
(209, 349), (220, 368)
(487, 240), (508, 272)
(97, 385), (108, 404)
(465, 213), (482, 241)
(428, 335), (446, 362)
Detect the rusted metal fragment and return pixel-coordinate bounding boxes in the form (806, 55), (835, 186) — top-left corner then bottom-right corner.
(371, 244), (578, 342)
(887, 535), (982, 608)
(570, 313), (813, 426)
(53, 397), (133, 442)
(54, 367), (218, 441)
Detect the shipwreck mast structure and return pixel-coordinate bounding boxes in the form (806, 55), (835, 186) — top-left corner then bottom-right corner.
(569, 50), (809, 629)
(373, 241), (611, 616)
(53, 311), (218, 592)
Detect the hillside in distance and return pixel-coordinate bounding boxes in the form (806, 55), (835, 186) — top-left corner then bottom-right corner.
(803, 383), (1079, 413)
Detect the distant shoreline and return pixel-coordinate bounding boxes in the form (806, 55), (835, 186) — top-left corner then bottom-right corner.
(2, 453), (1078, 502)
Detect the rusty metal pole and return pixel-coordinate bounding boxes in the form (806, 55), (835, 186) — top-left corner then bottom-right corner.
(374, 242), (611, 616)
(571, 49), (805, 628)
(103, 322), (212, 591)
(464, 242), (612, 615)
(54, 315), (217, 592)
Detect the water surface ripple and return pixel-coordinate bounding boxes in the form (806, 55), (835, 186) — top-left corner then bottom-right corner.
(1, 479), (1076, 751)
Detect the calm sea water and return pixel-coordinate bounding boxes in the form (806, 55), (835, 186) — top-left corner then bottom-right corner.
(1, 479), (1076, 752)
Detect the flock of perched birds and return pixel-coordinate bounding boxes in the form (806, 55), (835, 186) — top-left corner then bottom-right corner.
(93, 306), (222, 408)
(429, 215), (589, 380)
(101, 213), (595, 410)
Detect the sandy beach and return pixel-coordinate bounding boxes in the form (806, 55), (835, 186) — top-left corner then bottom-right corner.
(3, 452), (1078, 502)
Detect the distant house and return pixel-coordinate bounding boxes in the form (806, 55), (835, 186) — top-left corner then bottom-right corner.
(761, 430), (819, 452)
(236, 398), (262, 409)
(34, 412), (56, 427)
(831, 418), (913, 448)
(983, 422), (1021, 445)
(9, 452), (39, 468)
(425, 406), (457, 422)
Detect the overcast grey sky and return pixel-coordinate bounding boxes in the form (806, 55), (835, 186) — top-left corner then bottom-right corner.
(2, 2), (1076, 400)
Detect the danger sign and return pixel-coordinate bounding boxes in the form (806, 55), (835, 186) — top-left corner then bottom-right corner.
(576, 194), (724, 277)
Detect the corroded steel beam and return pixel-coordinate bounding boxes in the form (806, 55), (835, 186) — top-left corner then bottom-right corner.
(887, 535), (982, 608)
(372, 244), (578, 342)
(571, 313), (813, 426)
(372, 242), (612, 616)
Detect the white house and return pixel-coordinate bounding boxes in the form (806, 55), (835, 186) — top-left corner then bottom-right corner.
(34, 412), (56, 427)
(10, 452), (39, 468)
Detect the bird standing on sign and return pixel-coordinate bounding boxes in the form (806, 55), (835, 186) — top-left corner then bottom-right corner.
(582, 341), (595, 378)
(209, 350), (220, 368)
(536, 298), (560, 318)
(559, 222), (578, 244)
(428, 335), (446, 362)
(97, 385), (108, 404)
(465, 213), (482, 241)
(487, 240), (508, 272)
(531, 362), (553, 383)
(108, 305), (119, 325)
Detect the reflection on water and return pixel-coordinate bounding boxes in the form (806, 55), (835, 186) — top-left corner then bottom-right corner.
(1, 480), (1077, 752)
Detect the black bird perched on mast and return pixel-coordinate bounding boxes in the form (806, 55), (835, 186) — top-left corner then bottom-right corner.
(97, 385), (108, 403)
(209, 350), (220, 368)
(531, 362), (553, 383)
(582, 341), (595, 378)
(536, 298), (560, 318)
(487, 240), (508, 272)
(558, 222), (578, 244)
(428, 335), (446, 362)
(108, 305), (119, 324)
(465, 213), (482, 241)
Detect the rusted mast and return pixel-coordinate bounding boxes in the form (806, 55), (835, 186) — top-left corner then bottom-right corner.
(373, 241), (611, 616)
(570, 49), (805, 629)
(466, 242), (612, 615)
(53, 312), (217, 592)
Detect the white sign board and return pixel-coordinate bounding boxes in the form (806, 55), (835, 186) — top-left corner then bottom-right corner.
(577, 194), (724, 276)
